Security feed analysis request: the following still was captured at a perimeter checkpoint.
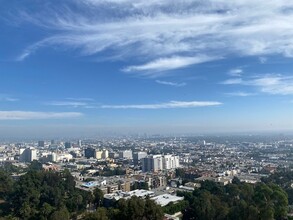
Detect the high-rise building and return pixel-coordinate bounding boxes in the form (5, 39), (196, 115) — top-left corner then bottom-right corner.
(38, 141), (45, 147)
(20, 147), (37, 162)
(163, 155), (180, 170)
(142, 155), (180, 172)
(142, 155), (163, 172)
(119, 150), (133, 159)
(95, 150), (103, 159)
(65, 142), (72, 148)
(78, 140), (82, 147)
(109, 152), (119, 159)
(48, 153), (57, 162)
(102, 149), (109, 159)
(133, 152), (148, 165)
(84, 147), (96, 159)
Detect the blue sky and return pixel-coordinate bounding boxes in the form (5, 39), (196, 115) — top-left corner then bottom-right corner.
(1, 0), (293, 137)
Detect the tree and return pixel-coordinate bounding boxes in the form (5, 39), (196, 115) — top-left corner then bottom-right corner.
(39, 202), (54, 219)
(143, 197), (164, 220)
(83, 208), (109, 220)
(93, 188), (104, 207)
(0, 170), (13, 200)
(49, 206), (70, 220)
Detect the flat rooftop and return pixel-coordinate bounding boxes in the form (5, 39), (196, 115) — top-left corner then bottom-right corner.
(151, 194), (184, 207)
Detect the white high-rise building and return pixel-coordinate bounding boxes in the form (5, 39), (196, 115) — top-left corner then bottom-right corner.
(102, 149), (109, 159)
(142, 154), (180, 172)
(20, 147), (37, 162)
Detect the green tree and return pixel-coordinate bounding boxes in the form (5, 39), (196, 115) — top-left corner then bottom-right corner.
(49, 206), (70, 220)
(83, 207), (109, 220)
(0, 170), (13, 200)
(93, 188), (104, 207)
(143, 197), (164, 220)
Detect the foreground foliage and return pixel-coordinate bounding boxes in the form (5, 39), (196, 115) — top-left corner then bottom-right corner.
(0, 167), (92, 219)
(178, 179), (288, 220)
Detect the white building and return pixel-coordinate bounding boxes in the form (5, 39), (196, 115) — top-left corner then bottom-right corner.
(20, 147), (37, 162)
(142, 155), (180, 172)
(119, 150), (133, 159)
(102, 149), (109, 159)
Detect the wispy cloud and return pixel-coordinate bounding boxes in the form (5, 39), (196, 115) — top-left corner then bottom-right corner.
(155, 80), (186, 87)
(66, 97), (94, 102)
(13, 0), (293, 71)
(101, 100), (222, 109)
(221, 78), (243, 85)
(259, 57), (268, 64)
(223, 74), (293, 95)
(45, 98), (95, 108)
(0, 94), (19, 102)
(122, 55), (219, 74)
(0, 111), (83, 120)
(228, 68), (243, 77)
(225, 91), (255, 97)
(45, 101), (89, 108)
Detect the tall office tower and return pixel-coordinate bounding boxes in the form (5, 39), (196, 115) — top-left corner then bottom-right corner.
(38, 141), (45, 147)
(20, 147), (37, 162)
(142, 155), (163, 172)
(133, 151), (148, 165)
(51, 140), (55, 145)
(65, 142), (72, 149)
(102, 149), (109, 159)
(78, 140), (82, 147)
(84, 147), (96, 159)
(119, 150), (133, 159)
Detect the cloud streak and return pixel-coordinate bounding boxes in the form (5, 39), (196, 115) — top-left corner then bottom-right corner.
(0, 94), (19, 102)
(155, 80), (186, 87)
(228, 68), (243, 77)
(0, 111), (83, 120)
(45, 101), (89, 107)
(122, 56), (219, 74)
(225, 91), (255, 97)
(101, 100), (222, 109)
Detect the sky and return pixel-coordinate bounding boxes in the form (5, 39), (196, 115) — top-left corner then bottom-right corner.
(1, 0), (293, 138)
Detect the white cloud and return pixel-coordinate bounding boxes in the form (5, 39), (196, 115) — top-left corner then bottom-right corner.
(223, 74), (293, 95)
(259, 57), (268, 64)
(225, 91), (255, 97)
(14, 0), (293, 70)
(228, 68), (243, 77)
(122, 55), (219, 73)
(66, 97), (94, 101)
(0, 111), (83, 120)
(0, 94), (19, 102)
(101, 100), (222, 109)
(221, 78), (243, 85)
(45, 101), (89, 107)
(155, 80), (186, 87)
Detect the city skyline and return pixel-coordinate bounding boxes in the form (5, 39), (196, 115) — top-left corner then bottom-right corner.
(1, 0), (293, 137)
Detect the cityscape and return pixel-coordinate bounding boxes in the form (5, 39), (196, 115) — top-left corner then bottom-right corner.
(1, 0), (293, 220)
(1, 135), (293, 219)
